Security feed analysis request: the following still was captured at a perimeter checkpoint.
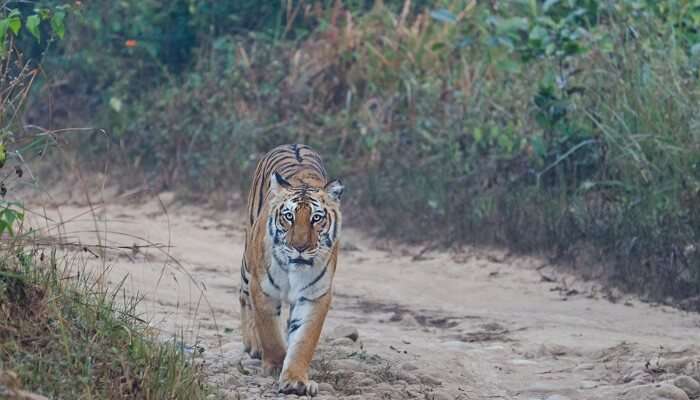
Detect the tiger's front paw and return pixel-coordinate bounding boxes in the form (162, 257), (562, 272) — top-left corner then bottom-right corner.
(278, 376), (318, 396)
(242, 327), (262, 360)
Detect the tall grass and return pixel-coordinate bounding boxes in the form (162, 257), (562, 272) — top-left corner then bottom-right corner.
(0, 242), (208, 399)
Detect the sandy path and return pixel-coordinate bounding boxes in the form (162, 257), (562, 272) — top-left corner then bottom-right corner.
(29, 193), (700, 400)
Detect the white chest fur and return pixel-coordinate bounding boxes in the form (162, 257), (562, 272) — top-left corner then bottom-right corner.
(262, 257), (332, 304)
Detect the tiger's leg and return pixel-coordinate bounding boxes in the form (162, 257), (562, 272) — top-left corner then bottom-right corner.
(239, 260), (261, 359)
(278, 293), (332, 396)
(249, 278), (287, 376)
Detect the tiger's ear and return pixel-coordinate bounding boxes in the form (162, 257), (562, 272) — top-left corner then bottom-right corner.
(325, 179), (344, 201)
(269, 172), (291, 195)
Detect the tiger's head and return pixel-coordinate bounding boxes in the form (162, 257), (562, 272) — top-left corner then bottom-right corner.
(267, 172), (344, 268)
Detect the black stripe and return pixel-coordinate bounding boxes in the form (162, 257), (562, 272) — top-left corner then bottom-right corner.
(240, 264), (249, 285)
(256, 176), (266, 219)
(305, 157), (326, 176)
(279, 163), (299, 175)
(264, 149), (291, 170)
(288, 318), (303, 334)
(267, 270), (281, 290)
(292, 144), (303, 162)
(331, 210), (338, 240)
(298, 290), (329, 303)
(268, 214), (277, 240)
(302, 266), (327, 291)
(266, 147), (289, 159)
(268, 154), (294, 171)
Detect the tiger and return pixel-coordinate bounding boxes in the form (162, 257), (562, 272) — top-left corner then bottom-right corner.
(239, 144), (344, 396)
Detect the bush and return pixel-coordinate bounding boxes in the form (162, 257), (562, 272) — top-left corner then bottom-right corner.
(32, 0), (700, 306)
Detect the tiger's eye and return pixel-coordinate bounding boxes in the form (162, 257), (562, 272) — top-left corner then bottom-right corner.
(283, 212), (294, 221)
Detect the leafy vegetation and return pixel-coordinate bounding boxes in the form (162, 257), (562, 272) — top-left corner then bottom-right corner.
(0, 3), (207, 398)
(29, 0), (700, 307)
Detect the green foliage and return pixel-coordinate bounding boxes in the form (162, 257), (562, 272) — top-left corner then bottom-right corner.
(0, 203), (23, 237)
(34, 0), (700, 306)
(0, 3), (71, 240)
(0, 4), (68, 55)
(24, 14), (40, 40)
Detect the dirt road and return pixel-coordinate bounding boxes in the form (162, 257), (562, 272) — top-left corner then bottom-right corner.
(30, 192), (700, 400)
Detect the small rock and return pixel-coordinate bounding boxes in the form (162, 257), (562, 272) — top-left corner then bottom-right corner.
(674, 376), (700, 397)
(318, 382), (335, 394)
(251, 375), (274, 386)
(396, 371), (419, 384)
(418, 374), (442, 386)
(375, 382), (393, 392)
(330, 325), (359, 342)
(401, 362), (419, 371)
(537, 343), (572, 357)
(622, 369), (652, 385)
(661, 357), (695, 373)
(399, 313), (421, 328)
(356, 376), (376, 387)
(621, 383), (690, 400)
(579, 380), (598, 390)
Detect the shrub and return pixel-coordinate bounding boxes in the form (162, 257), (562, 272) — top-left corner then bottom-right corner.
(31, 0), (700, 306)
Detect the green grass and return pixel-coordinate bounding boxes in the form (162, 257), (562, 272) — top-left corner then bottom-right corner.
(0, 246), (208, 399)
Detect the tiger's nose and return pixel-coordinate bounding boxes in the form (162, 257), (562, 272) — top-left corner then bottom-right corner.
(293, 243), (309, 253)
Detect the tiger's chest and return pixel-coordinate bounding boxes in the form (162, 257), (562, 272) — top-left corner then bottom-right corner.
(262, 258), (331, 304)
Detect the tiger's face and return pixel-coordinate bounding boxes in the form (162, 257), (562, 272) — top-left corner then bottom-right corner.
(267, 172), (343, 268)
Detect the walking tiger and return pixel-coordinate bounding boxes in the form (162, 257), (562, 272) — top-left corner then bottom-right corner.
(239, 144), (344, 396)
